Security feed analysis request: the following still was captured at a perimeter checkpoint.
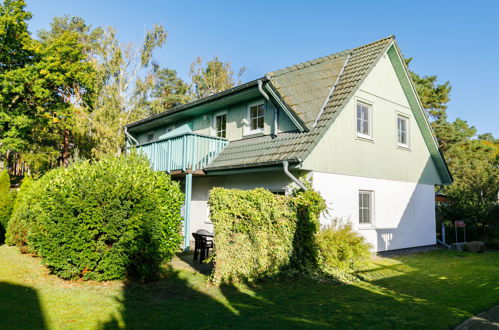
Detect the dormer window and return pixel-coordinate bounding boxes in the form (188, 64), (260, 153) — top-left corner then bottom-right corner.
(247, 101), (265, 135)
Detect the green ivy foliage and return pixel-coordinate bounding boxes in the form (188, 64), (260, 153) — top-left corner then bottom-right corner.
(7, 154), (184, 281)
(209, 188), (326, 285)
(0, 170), (15, 243)
(316, 224), (371, 282)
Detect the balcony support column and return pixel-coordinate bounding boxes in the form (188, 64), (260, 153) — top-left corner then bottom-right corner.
(183, 173), (193, 251)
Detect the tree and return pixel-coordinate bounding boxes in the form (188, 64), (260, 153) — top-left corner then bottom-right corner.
(190, 56), (245, 99)
(0, 2), (97, 174)
(440, 137), (498, 233)
(81, 25), (167, 158)
(148, 68), (190, 114)
(407, 55), (498, 242)
(405, 57), (452, 122)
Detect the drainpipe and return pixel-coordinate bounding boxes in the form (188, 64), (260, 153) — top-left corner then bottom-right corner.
(282, 160), (307, 191)
(258, 79), (278, 137)
(124, 126), (139, 146)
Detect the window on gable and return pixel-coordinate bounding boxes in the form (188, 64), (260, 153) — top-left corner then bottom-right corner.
(356, 102), (372, 138)
(359, 190), (374, 225)
(248, 103), (264, 133)
(397, 115), (409, 147)
(215, 113), (227, 138)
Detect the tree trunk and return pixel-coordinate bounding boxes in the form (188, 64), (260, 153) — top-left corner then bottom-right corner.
(61, 129), (70, 167)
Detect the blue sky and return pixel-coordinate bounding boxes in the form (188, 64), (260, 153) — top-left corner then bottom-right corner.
(26, 0), (498, 136)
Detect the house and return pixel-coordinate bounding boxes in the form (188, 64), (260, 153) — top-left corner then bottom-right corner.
(125, 36), (452, 252)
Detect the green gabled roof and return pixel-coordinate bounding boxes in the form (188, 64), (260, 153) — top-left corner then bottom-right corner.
(266, 51), (350, 128)
(207, 36), (394, 171)
(205, 132), (309, 170)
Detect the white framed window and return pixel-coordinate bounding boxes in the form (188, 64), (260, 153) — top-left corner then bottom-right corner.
(397, 115), (410, 148)
(214, 111), (227, 138)
(358, 190), (374, 225)
(356, 102), (372, 139)
(246, 101), (265, 135)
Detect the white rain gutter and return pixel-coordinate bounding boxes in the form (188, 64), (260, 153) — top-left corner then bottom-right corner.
(282, 160), (307, 191)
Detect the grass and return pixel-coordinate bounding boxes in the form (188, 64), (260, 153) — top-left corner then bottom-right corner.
(0, 245), (498, 329)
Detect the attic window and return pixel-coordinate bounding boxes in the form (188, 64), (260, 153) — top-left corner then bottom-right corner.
(356, 102), (372, 139)
(397, 115), (410, 148)
(246, 102), (265, 135)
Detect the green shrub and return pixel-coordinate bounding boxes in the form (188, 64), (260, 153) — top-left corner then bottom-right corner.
(316, 223), (371, 281)
(290, 189), (327, 271)
(5, 176), (44, 252)
(209, 187), (326, 285)
(0, 170), (15, 243)
(12, 154), (184, 281)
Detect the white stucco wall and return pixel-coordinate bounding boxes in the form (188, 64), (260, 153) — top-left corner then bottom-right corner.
(187, 171), (293, 242)
(312, 171), (436, 252)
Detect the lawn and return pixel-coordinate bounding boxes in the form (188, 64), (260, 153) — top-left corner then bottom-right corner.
(0, 245), (498, 329)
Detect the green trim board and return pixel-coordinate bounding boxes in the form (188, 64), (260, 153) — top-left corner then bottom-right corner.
(386, 44), (452, 184)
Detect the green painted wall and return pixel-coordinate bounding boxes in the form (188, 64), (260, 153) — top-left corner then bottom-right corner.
(135, 97), (298, 143)
(302, 51), (443, 185)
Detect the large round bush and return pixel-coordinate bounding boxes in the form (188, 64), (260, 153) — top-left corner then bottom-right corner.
(28, 154), (183, 281)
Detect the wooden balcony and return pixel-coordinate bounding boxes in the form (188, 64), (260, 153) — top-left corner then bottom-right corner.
(134, 133), (228, 173)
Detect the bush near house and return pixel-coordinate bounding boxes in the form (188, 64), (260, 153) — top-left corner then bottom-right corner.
(316, 224), (371, 281)
(209, 188), (328, 285)
(6, 155), (184, 281)
(0, 170), (16, 243)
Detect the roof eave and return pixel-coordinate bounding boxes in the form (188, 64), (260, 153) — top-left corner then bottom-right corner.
(126, 77), (268, 129)
(205, 157), (302, 173)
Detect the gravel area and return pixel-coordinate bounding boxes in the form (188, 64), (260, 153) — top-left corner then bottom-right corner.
(455, 305), (499, 330)
(377, 244), (441, 257)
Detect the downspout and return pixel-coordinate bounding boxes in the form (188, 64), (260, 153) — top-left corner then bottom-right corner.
(282, 160), (307, 191)
(258, 79), (278, 137)
(124, 126), (139, 146)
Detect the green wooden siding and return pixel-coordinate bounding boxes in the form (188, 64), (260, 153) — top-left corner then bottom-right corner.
(134, 98), (298, 143)
(302, 51), (443, 185)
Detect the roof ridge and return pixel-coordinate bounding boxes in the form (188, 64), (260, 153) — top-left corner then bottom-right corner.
(266, 35), (395, 78)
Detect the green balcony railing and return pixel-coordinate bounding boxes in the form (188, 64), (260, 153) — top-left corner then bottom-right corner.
(134, 133), (228, 173)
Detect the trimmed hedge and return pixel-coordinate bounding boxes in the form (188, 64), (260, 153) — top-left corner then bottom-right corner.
(7, 155), (184, 281)
(0, 170), (15, 243)
(209, 187), (326, 284)
(6, 176), (47, 252)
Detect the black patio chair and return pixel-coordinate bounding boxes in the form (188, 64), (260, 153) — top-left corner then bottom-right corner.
(192, 232), (214, 263)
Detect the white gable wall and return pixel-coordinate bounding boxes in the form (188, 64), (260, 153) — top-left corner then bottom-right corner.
(306, 50), (438, 251)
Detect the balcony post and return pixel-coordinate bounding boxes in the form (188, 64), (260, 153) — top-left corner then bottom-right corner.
(183, 173), (192, 251)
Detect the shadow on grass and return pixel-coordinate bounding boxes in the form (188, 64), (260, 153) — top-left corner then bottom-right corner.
(98, 251), (499, 329)
(0, 282), (47, 330)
